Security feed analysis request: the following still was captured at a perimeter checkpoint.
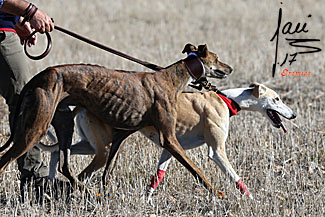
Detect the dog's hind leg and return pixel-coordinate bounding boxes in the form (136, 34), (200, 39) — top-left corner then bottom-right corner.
(0, 87), (58, 174)
(77, 141), (108, 181)
(146, 149), (172, 200)
(48, 140), (95, 180)
(51, 104), (80, 188)
(76, 110), (113, 181)
(101, 130), (134, 188)
(48, 150), (59, 180)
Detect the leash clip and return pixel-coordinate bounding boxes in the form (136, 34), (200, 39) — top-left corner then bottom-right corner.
(188, 77), (216, 91)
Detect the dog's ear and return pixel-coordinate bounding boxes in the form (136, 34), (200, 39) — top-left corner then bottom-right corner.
(197, 44), (208, 57)
(249, 82), (266, 98)
(182, 43), (197, 54)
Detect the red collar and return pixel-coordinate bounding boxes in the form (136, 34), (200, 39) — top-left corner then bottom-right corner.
(217, 92), (241, 117)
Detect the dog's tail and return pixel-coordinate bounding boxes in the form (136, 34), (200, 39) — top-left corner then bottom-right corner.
(0, 135), (13, 153)
(36, 142), (59, 152)
(35, 130), (59, 152)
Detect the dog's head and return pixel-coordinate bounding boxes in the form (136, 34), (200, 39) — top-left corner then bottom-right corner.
(248, 82), (296, 133)
(182, 43), (233, 79)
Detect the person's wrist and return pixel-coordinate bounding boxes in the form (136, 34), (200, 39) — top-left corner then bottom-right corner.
(21, 2), (38, 26)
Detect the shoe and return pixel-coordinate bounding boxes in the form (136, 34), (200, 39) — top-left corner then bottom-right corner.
(20, 176), (48, 204)
(20, 176), (72, 204)
(48, 178), (72, 202)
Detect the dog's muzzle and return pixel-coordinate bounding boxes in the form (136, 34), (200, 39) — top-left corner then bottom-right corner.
(267, 109), (287, 133)
(214, 69), (228, 79)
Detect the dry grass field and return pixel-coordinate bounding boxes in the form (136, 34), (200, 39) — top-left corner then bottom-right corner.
(0, 0), (324, 216)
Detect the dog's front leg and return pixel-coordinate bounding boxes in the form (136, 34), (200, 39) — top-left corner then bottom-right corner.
(153, 102), (214, 194)
(204, 122), (253, 199)
(208, 146), (252, 199)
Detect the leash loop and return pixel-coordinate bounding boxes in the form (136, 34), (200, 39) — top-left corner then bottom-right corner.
(24, 31), (52, 60)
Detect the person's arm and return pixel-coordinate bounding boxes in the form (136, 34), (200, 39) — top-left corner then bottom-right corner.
(1, 0), (54, 33)
(0, 0), (30, 16)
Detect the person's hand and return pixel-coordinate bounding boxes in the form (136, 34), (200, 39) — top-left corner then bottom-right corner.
(15, 18), (37, 47)
(29, 9), (54, 33)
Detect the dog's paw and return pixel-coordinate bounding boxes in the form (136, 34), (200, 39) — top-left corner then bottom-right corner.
(145, 187), (154, 205)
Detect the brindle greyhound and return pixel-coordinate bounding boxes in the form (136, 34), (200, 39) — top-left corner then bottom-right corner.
(0, 44), (232, 194)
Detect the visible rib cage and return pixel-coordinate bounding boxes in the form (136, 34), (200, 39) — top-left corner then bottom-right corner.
(55, 64), (154, 129)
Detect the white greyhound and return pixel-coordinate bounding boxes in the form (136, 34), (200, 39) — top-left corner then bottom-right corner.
(38, 83), (296, 200)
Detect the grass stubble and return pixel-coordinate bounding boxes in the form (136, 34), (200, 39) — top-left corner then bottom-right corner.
(0, 0), (324, 216)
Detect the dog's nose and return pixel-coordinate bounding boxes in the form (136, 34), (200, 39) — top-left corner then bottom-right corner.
(228, 67), (233, 74)
(291, 112), (297, 119)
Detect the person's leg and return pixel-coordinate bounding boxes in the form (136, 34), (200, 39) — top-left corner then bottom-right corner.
(17, 146), (49, 202)
(0, 31), (48, 202)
